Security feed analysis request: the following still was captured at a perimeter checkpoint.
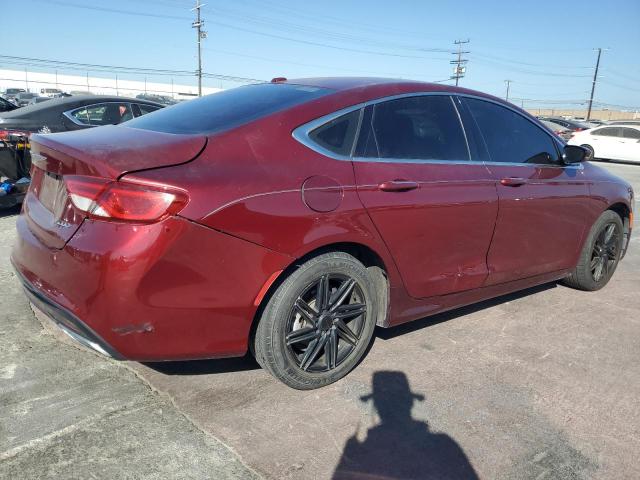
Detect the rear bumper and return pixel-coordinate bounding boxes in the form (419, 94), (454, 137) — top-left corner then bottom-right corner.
(11, 213), (292, 361)
(14, 264), (123, 359)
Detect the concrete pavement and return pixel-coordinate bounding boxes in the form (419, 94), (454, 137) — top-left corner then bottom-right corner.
(1, 162), (639, 479)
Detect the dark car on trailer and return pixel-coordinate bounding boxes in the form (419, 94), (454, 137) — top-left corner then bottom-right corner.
(0, 95), (164, 137)
(0, 95), (163, 208)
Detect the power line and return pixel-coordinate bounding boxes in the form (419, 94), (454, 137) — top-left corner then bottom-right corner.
(0, 54), (263, 84)
(31, 0), (454, 61)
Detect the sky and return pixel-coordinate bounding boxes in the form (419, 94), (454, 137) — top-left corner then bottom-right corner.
(2, 0), (640, 111)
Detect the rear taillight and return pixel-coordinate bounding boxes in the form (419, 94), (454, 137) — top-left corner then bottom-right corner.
(0, 129), (30, 141)
(64, 175), (188, 223)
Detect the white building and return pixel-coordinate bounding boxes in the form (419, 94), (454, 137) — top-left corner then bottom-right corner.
(0, 69), (223, 99)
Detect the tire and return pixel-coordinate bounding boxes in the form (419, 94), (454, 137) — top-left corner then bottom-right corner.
(254, 252), (378, 390)
(563, 210), (624, 291)
(580, 144), (596, 161)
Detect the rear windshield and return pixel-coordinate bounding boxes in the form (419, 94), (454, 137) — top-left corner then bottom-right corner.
(125, 83), (331, 135)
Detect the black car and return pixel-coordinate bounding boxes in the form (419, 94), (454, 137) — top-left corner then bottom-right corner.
(0, 95), (164, 135)
(0, 97), (18, 113)
(15, 92), (39, 107)
(539, 117), (591, 131)
(136, 93), (178, 106)
(3, 88), (25, 101)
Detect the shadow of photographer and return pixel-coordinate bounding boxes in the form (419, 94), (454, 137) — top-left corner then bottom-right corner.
(333, 371), (478, 480)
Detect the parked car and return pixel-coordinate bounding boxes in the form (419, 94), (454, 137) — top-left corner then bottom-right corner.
(15, 92), (39, 107)
(11, 78), (633, 389)
(136, 93), (178, 105)
(0, 96), (18, 112)
(608, 120), (640, 126)
(569, 125), (640, 163)
(540, 119), (573, 141)
(586, 119), (606, 126)
(69, 90), (93, 96)
(539, 117), (592, 132)
(0, 95), (163, 138)
(40, 88), (64, 98)
(27, 96), (52, 105)
(3, 88), (25, 101)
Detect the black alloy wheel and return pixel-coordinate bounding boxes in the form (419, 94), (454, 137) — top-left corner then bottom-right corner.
(590, 223), (619, 282)
(285, 274), (367, 372)
(254, 252), (378, 389)
(563, 210), (624, 291)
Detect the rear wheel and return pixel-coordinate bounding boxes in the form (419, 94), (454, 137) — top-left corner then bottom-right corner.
(580, 144), (596, 160)
(254, 252), (377, 390)
(563, 210), (623, 291)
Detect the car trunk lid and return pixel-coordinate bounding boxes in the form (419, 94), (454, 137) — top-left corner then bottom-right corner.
(24, 125), (206, 249)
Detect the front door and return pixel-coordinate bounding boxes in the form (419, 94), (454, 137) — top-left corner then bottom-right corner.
(460, 97), (590, 285)
(352, 95), (499, 299)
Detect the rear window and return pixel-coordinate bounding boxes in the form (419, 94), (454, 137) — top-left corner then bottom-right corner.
(125, 83), (331, 135)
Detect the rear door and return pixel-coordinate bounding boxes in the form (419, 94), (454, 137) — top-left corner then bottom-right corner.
(460, 96), (590, 285)
(352, 94), (499, 299)
(589, 127), (622, 159)
(617, 127), (640, 162)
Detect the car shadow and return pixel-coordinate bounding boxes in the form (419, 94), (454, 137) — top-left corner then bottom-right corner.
(144, 282), (557, 376)
(0, 205), (21, 218)
(143, 353), (260, 376)
(333, 370), (478, 479)
(376, 282), (557, 341)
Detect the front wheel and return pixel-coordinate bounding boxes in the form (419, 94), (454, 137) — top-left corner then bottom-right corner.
(254, 252), (377, 390)
(563, 210), (624, 291)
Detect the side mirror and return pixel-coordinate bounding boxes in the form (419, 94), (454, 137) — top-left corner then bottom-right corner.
(562, 145), (589, 164)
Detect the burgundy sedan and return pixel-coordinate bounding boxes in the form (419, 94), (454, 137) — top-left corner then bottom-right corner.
(12, 78), (634, 389)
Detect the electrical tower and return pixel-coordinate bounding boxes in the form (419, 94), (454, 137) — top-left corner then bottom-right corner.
(191, 0), (207, 97)
(504, 80), (512, 102)
(450, 39), (470, 86)
(587, 48), (606, 121)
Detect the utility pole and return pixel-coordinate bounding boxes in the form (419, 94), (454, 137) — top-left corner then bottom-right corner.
(192, 0), (207, 97)
(450, 39), (470, 86)
(587, 48), (605, 121)
(504, 80), (512, 102)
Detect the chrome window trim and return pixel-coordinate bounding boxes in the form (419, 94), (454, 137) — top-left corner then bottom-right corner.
(63, 101), (134, 127)
(292, 91), (582, 169)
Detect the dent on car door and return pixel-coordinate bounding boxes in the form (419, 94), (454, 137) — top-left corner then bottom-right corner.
(460, 97), (590, 284)
(351, 95), (499, 299)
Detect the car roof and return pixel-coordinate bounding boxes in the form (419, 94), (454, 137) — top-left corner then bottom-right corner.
(0, 95), (163, 118)
(280, 76), (506, 107)
(599, 124), (640, 129)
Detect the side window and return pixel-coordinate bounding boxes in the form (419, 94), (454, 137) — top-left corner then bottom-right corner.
(69, 103), (133, 126)
(464, 98), (559, 165)
(620, 128), (640, 139)
(308, 109), (360, 156)
(356, 95), (469, 161)
(592, 127), (620, 137)
(136, 103), (161, 116)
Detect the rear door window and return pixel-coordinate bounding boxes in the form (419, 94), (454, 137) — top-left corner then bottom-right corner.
(68, 103), (133, 126)
(125, 83), (330, 135)
(463, 98), (560, 165)
(592, 127), (621, 137)
(355, 95), (469, 161)
(620, 128), (640, 139)
(308, 109), (360, 156)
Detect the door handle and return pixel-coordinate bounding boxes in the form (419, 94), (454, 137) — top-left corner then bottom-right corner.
(500, 177), (527, 187)
(378, 180), (419, 192)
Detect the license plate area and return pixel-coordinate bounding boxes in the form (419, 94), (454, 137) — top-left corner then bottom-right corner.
(38, 171), (66, 217)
